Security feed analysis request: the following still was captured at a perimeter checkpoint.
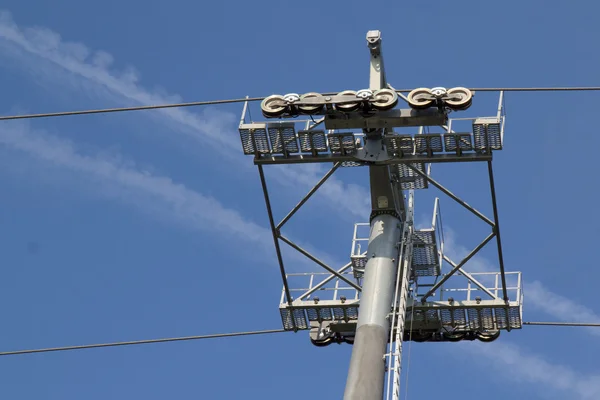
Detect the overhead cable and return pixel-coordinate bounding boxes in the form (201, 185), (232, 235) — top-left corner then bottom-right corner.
(1, 86), (600, 122)
(523, 321), (600, 327)
(0, 328), (288, 357)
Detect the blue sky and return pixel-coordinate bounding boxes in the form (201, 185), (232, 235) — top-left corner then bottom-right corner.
(0, 1), (599, 399)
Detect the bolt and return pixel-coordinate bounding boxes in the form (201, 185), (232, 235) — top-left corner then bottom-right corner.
(325, 96), (332, 101)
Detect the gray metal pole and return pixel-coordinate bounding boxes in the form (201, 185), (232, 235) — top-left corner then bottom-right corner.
(343, 214), (401, 400)
(343, 30), (404, 400)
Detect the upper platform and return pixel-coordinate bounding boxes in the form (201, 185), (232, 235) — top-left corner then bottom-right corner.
(237, 90), (506, 167)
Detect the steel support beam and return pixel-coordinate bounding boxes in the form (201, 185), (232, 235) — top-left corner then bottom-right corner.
(442, 255), (499, 300)
(487, 160), (512, 331)
(254, 152), (491, 165)
(295, 262), (354, 301)
(257, 165), (294, 320)
(277, 162), (341, 230)
(406, 164), (494, 227)
(279, 235), (362, 292)
(420, 232), (496, 302)
(487, 161), (509, 303)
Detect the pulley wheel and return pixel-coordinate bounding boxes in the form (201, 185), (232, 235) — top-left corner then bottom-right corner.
(298, 92), (324, 115)
(407, 87), (434, 110)
(372, 88), (399, 111)
(446, 87), (473, 110)
(442, 331), (466, 342)
(310, 337), (334, 347)
(333, 90), (360, 112)
(475, 329), (500, 342)
(261, 94), (287, 117)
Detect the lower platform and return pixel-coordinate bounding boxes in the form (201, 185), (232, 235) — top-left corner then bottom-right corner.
(280, 298), (521, 332)
(279, 270), (522, 344)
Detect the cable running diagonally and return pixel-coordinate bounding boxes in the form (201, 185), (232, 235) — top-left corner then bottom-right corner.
(0, 329), (288, 357)
(2, 87), (600, 122)
(523, 321), (600, 327)
(0, 97), (265, 121)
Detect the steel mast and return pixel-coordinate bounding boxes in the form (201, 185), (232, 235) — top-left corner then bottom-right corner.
(343, 30), (406, 400)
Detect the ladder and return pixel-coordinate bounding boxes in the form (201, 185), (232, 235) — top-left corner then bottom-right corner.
(386, 191), (415, 400)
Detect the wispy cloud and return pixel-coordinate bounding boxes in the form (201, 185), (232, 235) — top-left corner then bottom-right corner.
(456, 340), (600, 399)
(0, 121), (271, 242)
(0, 10), (370, 219)
(0, 121), (345, 271)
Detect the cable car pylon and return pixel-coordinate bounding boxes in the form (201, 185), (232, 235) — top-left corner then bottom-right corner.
(237, 30), (522, 400)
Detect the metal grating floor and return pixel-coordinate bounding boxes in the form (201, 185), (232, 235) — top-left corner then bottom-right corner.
(328, 133), (358, 155)
(298, 130), (328, 154)
(351, 255), (366, 278)
(384, 134), (414, 157)
(473, 118), (502, 151)
(468, 307), (495, 330)
(280, 302), (522, 331)
(407, 304), (521, 331)
(444, 133), (473, 153)
(391, 163), (429, 190)
(280, 305), (359, 331)
(412, 229), (440, 276)
(238, 124), (270, 155)
(341, 161), (365, 167)
(415, 134), (444, 155)
(280, 308), (310, 330)
(268, 123), (299, 155)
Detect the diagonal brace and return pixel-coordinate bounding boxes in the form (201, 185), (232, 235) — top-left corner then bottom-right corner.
(487, 160), (510, 303)
(257, 165), (294, 308)
(296, 262), (354, 302)
(442, 255), (499, 300)
(488, 160), (512, 330)
(279, 235), (362, 292)
(277, 162), (341, 230)
(421, 232), (496, 301)
(406, 164), (494, 227)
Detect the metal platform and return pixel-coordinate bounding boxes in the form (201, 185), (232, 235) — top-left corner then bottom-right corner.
(278, 270), (523, 339)
(405, 298), (522, 332)
(237, 91), (506, 166)
(278, 271), (360, 333)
